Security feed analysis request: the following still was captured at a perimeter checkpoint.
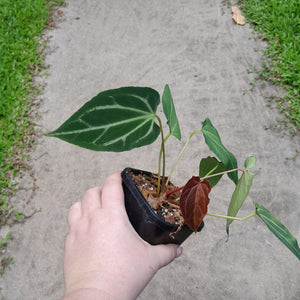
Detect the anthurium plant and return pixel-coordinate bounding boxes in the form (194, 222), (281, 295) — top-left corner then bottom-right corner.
(46, 85), (300, 260)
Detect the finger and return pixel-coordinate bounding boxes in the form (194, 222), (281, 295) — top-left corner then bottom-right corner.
(101, 171), (125, 211)
(150, 244), (183, 269)
(67, 201), (82, 228)
(81, 187), (102, 216)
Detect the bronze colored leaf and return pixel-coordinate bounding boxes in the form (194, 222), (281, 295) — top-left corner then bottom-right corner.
(179, 177), (211, 232)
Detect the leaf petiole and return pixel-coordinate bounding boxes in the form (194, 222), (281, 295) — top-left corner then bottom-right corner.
(166, 128), (202, 186)
(201, 168), (244, 181)
(165, 185), (184, 197)
(164, 132), (171, 143)
(207, 211), (256, 221)
(156, 115), (166, 195)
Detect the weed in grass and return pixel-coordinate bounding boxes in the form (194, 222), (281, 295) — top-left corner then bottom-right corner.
(285, 149), (300, 164)
(0, 233), (12, 251)
(0, 233), (13, 277)
(0, 257), (13, 277)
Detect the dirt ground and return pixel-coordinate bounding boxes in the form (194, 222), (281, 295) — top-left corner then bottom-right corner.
(1, 0), (299, 299)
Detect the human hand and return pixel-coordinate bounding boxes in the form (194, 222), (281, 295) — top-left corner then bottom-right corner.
(63, 171), (182, 300)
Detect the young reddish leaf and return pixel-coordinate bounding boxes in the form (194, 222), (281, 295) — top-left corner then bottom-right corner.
(179, 177), (211, 232)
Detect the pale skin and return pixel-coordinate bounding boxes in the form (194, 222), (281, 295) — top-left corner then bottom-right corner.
(63, 171), (183, 300)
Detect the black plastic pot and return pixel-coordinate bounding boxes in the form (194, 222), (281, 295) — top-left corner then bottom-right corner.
(121, 168), (204, 245)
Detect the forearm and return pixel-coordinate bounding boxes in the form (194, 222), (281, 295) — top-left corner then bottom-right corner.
(62, 270), (143, 300)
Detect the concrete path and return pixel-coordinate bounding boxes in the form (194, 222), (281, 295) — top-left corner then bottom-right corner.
(1, 0), (299, 299)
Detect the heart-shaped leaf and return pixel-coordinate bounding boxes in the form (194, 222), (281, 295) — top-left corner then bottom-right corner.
(46, 87), (160, 152)
(201, 118), (238, 184)
(162, 84), (181, 140)
(226, 170), (255, 234)
(254, 202), (300, 260)
(199, 156), (226, 188)
(179, 176), (211, 232)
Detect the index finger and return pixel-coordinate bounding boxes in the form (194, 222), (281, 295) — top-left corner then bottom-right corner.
(81, 187), (102, 216)
(101, 171), (125, 211)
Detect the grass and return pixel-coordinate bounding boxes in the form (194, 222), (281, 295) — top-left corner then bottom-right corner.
(0, 233), (13, 276)
(240, 0), (300, 135)
(0, 0), (64, 277)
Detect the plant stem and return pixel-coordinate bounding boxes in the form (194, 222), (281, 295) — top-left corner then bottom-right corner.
(206, 211), (256, 221)
(166, 128), (202, 186)
(156, 115), (166, 195)
(165, 185), (184, 197)
(201, 168), (244, 180)
(164, 132), (171, 143)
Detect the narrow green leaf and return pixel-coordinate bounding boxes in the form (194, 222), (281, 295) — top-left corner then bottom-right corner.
(254, 202), (300, 260)
(46, 87), (160, 152)
(162, 84), (181, 140)
(201, 118), (238, 184)
(244, 156), (256, 169)
(226, 171), (255, 234)
(199, 156), (226, 188)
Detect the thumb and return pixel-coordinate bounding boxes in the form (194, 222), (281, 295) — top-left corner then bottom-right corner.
(150, 244), (183, 269)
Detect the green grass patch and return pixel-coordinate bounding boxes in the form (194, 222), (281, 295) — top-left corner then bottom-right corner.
(240, 0), (300, 135)
(0, 0), (64, 210)
(0, 0), (64, 276)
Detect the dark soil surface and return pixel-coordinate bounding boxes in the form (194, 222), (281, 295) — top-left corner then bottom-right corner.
(128, 170), (184, 226)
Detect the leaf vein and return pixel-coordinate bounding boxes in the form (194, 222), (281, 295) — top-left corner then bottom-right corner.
(52, 115), (154, 137)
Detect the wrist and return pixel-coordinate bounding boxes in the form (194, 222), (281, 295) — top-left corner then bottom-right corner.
(63, 288), (113, 300)
(63, 271), (140, 300)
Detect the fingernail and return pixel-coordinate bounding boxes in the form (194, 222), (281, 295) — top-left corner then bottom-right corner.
(176, 246), (183, 257)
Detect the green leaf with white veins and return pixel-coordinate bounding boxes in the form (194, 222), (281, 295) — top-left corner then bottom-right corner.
(46, 87), (161, 152)
(162, 84), (181, 140)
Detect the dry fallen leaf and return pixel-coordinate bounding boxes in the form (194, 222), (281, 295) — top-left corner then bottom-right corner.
(231, 5), (245, 26)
